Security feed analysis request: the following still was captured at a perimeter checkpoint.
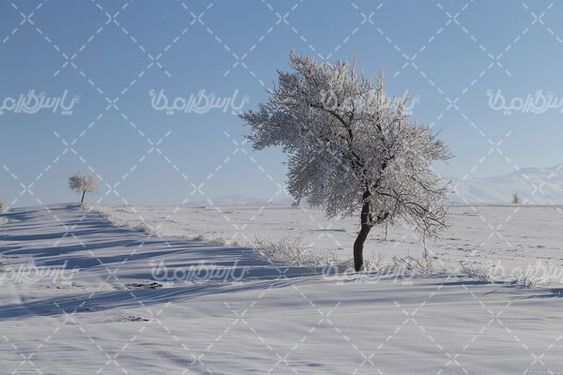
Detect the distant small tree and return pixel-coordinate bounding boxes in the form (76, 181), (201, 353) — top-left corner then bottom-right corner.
(68, 172), (99, 204)
(0, 201), (5, 213)
(241, 52), (451, 271)
(512, 192), (521, 205)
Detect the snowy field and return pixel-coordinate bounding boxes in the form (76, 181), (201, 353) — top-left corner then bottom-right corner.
(95, 204), (563, 284)
(2, 204), (563, 374)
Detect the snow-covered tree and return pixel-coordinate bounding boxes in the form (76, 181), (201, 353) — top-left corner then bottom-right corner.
(241, 52), (451, 271)
(0, 201), (5, 213)
(68, 172), (99, 204)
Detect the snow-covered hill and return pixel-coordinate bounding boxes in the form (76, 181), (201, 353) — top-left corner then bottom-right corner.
(448, 164), (563, 204)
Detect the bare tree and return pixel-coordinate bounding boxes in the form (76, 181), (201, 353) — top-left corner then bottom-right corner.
(241, 52), (451, 271)
(69, 172), (99, 204)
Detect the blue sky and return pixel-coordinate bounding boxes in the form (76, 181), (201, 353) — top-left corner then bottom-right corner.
(1, 0), (563, 206)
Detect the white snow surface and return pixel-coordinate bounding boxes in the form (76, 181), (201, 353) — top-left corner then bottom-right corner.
(1, 204), (563, 374)
(95, 203), (563, 282)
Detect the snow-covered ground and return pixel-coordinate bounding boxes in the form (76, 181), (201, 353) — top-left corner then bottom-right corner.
(94, 203), (563, 284)
(2, 204), (563, 374)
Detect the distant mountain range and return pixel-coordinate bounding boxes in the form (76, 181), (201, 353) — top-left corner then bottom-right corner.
(448, 164), (563, 204)
(202, 166), (563, 206)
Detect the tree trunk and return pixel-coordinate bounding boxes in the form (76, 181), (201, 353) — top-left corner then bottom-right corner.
(80, 191), (86, 204)
(354, 224), (373, 271)
(354, 198), (374, 272)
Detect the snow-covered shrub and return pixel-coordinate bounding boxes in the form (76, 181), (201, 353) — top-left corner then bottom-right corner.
(457, 260), (554, 288)
(458, 261), (495, 282)
(339, 253), (386, 273)
(390, 255), (434, 276)
(252, 238), (390, 274)
(241, 52), (451, 271)
(132, 222), (160, 238)
(68, 172), (99, 204)
(251, 238), (326, 267)
(361, 253), (386, 272)
(192, 235), (226, 247)
(511, 261), (553, 288)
